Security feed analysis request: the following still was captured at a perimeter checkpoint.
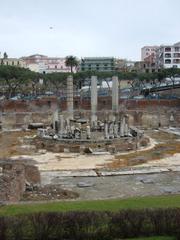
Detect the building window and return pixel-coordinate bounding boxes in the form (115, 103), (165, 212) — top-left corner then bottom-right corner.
(12, 61), (14, 65)
(174, 53), (180, 58)
(17, 61), (20, 65)
(165, 59), (171, 64)
(173, 59), (180, 64)
(175, 47), (180, 52)
(165, 47), (171, 52)
(165, 53), (171, 58)
(55, 65), (57, 69)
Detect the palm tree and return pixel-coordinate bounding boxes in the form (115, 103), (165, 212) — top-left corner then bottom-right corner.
(65, 56), (78, 73)
(3, 52), (8, 59)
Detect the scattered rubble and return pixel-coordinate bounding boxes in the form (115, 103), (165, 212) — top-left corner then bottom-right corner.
(22, 184), (79, 201)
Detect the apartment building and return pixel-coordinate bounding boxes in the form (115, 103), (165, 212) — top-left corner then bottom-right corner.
(141, 46), (159, 61)
(80, 57), (115, 72)
(157, 42), (180, 69)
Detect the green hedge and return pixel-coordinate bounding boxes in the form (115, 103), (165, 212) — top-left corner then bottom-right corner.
(0, 208), (180, 239)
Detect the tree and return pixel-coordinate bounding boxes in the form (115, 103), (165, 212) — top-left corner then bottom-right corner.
(65, 56), (78, 73)
(3, 52), (8, 59)
(0, 65), (39, 98)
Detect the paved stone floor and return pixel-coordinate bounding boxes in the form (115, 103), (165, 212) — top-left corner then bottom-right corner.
(41, 171), (180, 200)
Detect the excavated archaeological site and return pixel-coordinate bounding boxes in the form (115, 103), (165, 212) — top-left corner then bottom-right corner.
(0, 75), (180, 202)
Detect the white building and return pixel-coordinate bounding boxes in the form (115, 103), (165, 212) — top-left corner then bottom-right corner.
(157, 42), (180, 69)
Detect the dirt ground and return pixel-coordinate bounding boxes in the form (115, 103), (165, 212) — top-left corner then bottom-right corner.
(4, 129), (180, 172)
(1, 128), (180, 200)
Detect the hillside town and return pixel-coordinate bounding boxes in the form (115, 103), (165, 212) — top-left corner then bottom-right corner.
(1, 41), (180, 73)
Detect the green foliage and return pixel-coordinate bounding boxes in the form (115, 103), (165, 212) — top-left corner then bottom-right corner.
(0, 209), (179, 239)
(0, 65), (39, 97)
(0, 65), (179, 97)
(65, 55), (79, 73)
(3, 52), (8, 59)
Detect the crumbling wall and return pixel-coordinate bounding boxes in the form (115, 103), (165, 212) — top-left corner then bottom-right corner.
(1, 112), (52, 130)
(0, 161), (40, 202)
(0, 98), (179, 130)
(0, 163), (25, 202)
(25, 165), (41, 184)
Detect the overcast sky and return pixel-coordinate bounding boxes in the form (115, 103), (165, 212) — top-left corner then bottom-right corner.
(0, 0), (180, 60)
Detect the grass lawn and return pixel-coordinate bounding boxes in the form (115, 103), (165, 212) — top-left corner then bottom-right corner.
(1, 195), (180, 216)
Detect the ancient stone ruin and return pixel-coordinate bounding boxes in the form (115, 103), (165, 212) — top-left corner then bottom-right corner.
(0, 160), (40, 202)
(36, 75), (147, 153)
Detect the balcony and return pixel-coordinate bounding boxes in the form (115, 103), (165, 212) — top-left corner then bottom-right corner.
(165, 59), (171, 64)
(175, 47), (180, 52)
(165, 47), (171, 52)
(173, 59), (180, 64)
(165, 53), (171, 58)
(174, 53), (180, 58)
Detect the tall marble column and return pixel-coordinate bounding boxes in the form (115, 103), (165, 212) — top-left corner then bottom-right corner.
(91, 76), (97, 126)
(112, 76), (119, 113)
(67, 75), (74, 119)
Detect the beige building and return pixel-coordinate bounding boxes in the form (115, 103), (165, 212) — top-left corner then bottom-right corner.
(141, 46), (159, 61)
(0, 58), (26, 68)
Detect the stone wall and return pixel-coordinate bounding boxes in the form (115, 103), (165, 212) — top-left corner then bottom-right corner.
(0, 98), (179, 129)
(0, 161), (40, 202)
